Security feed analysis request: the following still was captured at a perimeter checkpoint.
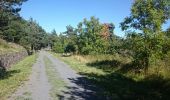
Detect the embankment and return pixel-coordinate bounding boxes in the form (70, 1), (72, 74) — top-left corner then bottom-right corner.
(0, 51), (28, 69)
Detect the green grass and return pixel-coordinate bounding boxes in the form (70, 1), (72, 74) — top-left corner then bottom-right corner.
(51, 53), (107, 75)
(0, 39), (25, 55)
(14, 91), (32, 100)
(51, 52), (170, 100)
(0, 54), (37, 100)
(44, 56), (66, 100)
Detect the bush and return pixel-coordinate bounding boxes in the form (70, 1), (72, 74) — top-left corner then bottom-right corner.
(64, 43), (76, 53)
(52, 43), (64, 53)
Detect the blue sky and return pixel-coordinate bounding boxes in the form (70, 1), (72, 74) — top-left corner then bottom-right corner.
(20, 0), (170, 37)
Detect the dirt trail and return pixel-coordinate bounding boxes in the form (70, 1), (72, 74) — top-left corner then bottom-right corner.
(45, 51), (103, 100)
(9, 52), (51, 100)
(10, 51), (104, 100)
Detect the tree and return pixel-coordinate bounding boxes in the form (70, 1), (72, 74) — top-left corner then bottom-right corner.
(163, 27), (170, 54)
(64, 25), (78, 53)
(0, 0), (27, 29)
(76, 16), (104, 54)
(64, 42), (76, 53)
(49, 29), (58, 48)
(2, 19), (25, 42)
(166, 27), (170, 37)
(15, 18), (50, 52)
(120, 0), (170, 73)
(52, 33), (67, 53)
(52, 16), (117, 55)
(100, 23), (116, 54)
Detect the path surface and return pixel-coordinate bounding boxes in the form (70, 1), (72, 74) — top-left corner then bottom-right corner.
(9, 51), (51, 100)
(10, 51), (104, 100)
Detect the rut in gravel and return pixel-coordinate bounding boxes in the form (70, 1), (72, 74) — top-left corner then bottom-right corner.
(10, 51), (105, 100)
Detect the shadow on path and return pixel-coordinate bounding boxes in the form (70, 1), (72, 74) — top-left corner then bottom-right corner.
(56, 76), (105, 100)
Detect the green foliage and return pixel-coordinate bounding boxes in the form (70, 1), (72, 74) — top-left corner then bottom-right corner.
(78, 17), (117, 55)
(52, 16), (118, 55)
(52, 43), (64, 53)
(166, 27), (170, 37)
(163, 27), (170, 57)
(77, 17), (103, 54)
(121, 0), (170, 32)
(1, 17), (50, 52)
(48, 29), (58, 47)
(0, 0), (27, 30)
(64, 43), (76, 53)
(0, 0), (51, 53)
(121, 0), (170, 73)
(52, 33), (67, 53)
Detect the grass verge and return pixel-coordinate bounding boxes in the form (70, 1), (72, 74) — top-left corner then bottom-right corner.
(50, 53), (106, 76)
(0, 54), (37, 100)
(0, 39), (25, 55)
(44, 56), (66, 100)
(51, 52), (170, 100)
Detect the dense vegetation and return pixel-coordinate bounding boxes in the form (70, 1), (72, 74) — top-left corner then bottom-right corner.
(52, 0), (170, 75)
(1, 17), (51, 52)
(51, 17), (120, 55)
(0, 0), (50, 54)
(120, 0), (170, 74)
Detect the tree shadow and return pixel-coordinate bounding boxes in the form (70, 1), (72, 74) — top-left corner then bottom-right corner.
(116, 62), (140, 73)
(55, 72), (170, 100)
(85, 59), (170, 99)
(86, 60), (122, 72)
(54, 58), (170, 100)
(78, 72), (170, 100)
(56, 76), (106, 100)
(0, 67), (20, 80)
(87, 59), (142, 74)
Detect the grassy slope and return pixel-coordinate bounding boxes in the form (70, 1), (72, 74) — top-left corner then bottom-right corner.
(0, 54), (37, 100)
(0, 39), (25, 55)
(52, 53), (170, 100)
(44, 56), (66, 100)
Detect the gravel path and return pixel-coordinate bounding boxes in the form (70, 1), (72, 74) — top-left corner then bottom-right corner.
(9, 51), (51, 100)
(45, 51), (103, 100)
(10, 51), (104, 100)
